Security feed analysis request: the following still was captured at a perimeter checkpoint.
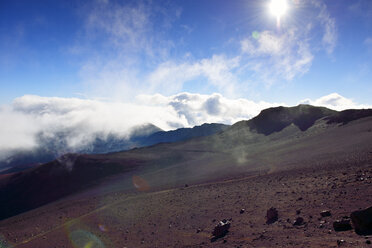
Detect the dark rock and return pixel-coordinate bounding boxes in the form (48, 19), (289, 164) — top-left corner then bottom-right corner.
(196, 229), (201, 233)
(212, 219), (231, 239)
(184, 184), (188, 187)
(351, 206), (372, 235)
(293, 217), (304, 226)
(366, 240), (371, 245)
(320, 210), (331, 217)
(266, 207), (278, 224)
(333, 219), (352, 232)
(337, 239), (345, 246)
(296, 210), (301, 215)
(240, 209), (245, 214)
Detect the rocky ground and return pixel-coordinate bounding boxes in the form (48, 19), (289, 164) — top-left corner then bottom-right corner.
(1, 155), (372, 248)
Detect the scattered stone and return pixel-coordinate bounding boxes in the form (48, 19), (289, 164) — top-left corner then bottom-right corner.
(212, 219), (231, 239)
(266, 207), (278, 224)
(320, 210), (331, 217)
(240, 209), (245, 214)
(184, 184), (189, 188)
(366, 240), (371, 245)
(350, 206), (372, 235)
(296, 210), (301, 215)
(297, 197), (303, 201)
(293, 217), (304, 226)
(337, 239), (346, 246)
(196, 229), (201, 233)
(333, 219), (352, 232)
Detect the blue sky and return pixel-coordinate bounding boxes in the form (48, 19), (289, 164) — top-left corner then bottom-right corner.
(0, 0), (372, 156)
(1, 0), (371, 105)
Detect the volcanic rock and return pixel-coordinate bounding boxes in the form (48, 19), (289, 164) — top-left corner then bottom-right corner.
(293, 217), (304, 226)
(351, 206), (372, 235)
(212, 219), (231, 239)
(333, 219), (352, 232)
(320, 210), (331, 217)
(337, 239), (346, 246)
(266, 207), (278, 224)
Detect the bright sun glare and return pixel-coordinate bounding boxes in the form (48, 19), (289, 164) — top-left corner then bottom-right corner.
(269, 0), (288, 28)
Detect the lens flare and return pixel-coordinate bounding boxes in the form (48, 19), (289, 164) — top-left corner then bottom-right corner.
(98, 224), (108, 232)
(69, 230), (105, 248)
(252, 31), (260, 40)
(0, 235), (13, 248)
(132, 175), (150, 191)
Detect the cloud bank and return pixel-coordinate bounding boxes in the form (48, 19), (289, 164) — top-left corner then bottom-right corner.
(0, 92), (370, 161)
(299, 93), (372, 111)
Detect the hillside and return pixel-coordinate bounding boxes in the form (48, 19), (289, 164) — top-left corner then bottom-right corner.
(0, 123), (229, 174)
(0, 105), (371, 222)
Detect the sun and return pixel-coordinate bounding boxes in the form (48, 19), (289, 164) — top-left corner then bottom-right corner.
(268, 0), (288, 28)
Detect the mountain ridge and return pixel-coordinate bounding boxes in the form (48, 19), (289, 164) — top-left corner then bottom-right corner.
(0, 123), (229, 174)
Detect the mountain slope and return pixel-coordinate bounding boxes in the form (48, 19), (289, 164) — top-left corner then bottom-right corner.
(0, 105), (371, 220)
(0, 123), (229, 174)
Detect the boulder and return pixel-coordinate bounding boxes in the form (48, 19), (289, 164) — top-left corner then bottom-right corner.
(333, 219), (352, 232)
(320, 210), (331, 217)
(212, 219), (231, 238)
(266, 207), (278, 224)
(351, 206), (372, 235)
(293, 217), (304, 226)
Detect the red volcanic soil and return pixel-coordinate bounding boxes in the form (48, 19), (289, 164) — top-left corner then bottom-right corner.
(1, 155), (372, 248)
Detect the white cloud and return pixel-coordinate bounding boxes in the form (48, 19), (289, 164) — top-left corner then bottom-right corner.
(147, 55), (240, 97)
(0, 93), (283, 160)
(311, 0), (337, 54)
(239, 0), (336, 85)
(137, 92), (282, 126)
(73, 0), (338, 99)
(75, 0), (179, 100)
(0, 92), (370, 161)
(241, 29), (313, 82)
(300, 93), (372, 111)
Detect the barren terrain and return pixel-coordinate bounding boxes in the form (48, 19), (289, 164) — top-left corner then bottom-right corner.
(1, 106), (372, 247)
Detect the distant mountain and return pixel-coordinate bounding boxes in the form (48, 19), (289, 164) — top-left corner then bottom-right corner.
(0, 123), (229, 173)
(1, 105), (371, 220)
(133, 123), (229, 146)
(232, 104), (337, 135)
(86, 123), (163, 154)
